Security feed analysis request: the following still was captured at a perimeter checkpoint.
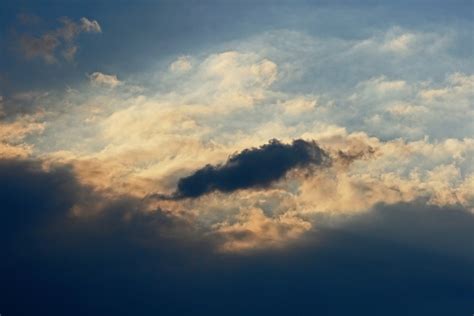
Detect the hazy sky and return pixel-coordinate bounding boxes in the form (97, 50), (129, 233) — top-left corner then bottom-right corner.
(1, 1), (473, 315)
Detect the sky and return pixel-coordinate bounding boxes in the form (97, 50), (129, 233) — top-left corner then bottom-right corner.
(0, 1), (473, 315)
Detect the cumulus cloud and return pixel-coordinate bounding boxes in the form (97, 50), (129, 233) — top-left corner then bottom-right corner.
(17, 16), (101, 63)
(160, 51), (279, 111)
(88, 72), (122, 88)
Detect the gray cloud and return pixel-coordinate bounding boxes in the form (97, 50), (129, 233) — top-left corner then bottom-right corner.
(1, 157), (472, 315)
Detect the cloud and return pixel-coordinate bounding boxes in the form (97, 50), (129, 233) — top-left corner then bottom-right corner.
(2, 28), (473, 253)
(17, 16), (101, 63)
(381, 32), (415, 53)
(160, 51), (279, 111)
(0, 159), (81, 242)
(1, 5), (474, 314)
(80, 17), (102, 33)
(18, 33), (59, 64)
(21, 73), (472, 225)
(419, 72), (473, 101)
(88, 72), (122, 88)
(352, 27), (439, 57)
(62, 45), (78, 62)
(0, 90), (50, 118)
(170, 139), (330, 199)
(1, 158), (472, 315)
(342, 72), (474, 139)
(0, 111), (44, 158)
(169, 55), (193, 73)
(281, 96), (317, 115)
(213, 207), (312, 252)
(386, 102), (428, 116)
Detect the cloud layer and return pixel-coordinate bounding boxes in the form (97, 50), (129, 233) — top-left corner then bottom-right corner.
(1, 157), (473, 315)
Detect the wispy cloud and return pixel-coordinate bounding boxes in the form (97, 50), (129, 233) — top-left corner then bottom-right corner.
(88, 72), (121, 88)
(17, 16), (101, 64)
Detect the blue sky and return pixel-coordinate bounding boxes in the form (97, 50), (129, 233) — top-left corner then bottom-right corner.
(1, 1), (472, 92)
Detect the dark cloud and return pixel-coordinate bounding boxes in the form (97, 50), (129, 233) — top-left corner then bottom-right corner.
(0, 158), (207, 254)
(0, 158), (216, 315)
(330, 201), (474, 261)
(171, 139), (330, 199)
(0, 159), (79, 244)
(1, 158), (473, 316)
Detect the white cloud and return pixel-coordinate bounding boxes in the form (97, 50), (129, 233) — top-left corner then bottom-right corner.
(281, 96), (317, 115)
(88, 72), (122, 88)
(419, 72), (474, 102)
(169, 56), (192, 73)
(80, 17), (102, 33)
(382, 33), (415, 53)
(200, 51), (277, 90)
(386, 102), (428, 116)
(159, 51), (279, 112)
